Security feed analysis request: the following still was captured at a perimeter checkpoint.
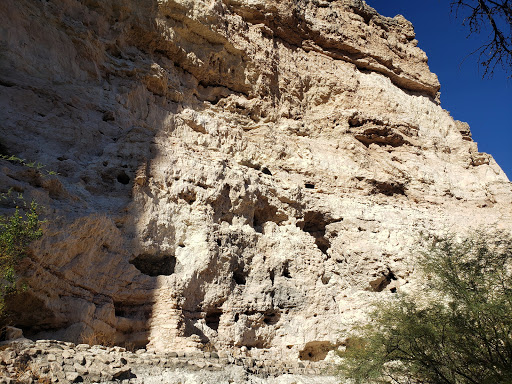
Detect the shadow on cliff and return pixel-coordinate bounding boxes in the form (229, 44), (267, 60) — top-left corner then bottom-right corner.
(0, 0), (245, 349)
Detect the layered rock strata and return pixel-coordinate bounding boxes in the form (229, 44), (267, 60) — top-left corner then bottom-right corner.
(0, 0), (511, 370)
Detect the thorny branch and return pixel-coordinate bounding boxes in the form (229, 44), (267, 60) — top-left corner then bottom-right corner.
(451, 0), (512, 76)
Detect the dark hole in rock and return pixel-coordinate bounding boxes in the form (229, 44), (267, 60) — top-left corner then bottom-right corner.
(348, 116), (365, 128)
(263, 310), (281, 325)
(261, 167), (272, 176)
(270, 270), (275, 285)
(178, 189), (196, 204)
(233, 269), (247, 285)
(57, 156), (65, 161)
(102, 111), (115, 122)
(115, 306), (124, 317)
(305, 183), (315, 189)
(299, 341), (336, 362)
(205, 309), (222, 331)
(114, 302), (152, 321)
(113, 370), (136, 380)
(130, 253), (176, 276)
(315, 237), (330, 254)
(301, 212), (327, 234)
(0, 79), (15, 88)
(233, 261), (248, 285)
(216, 238), (222, 246)
(4, 291), (59, 335)
(390, 287), (397, 293)
(369, 180), (406, 196)
(282, 261), (291, 278)
(117, 171), (130, 185)
(0, 141), (9, 156)
(321, 274), (330, 285)
(234, 313), (239, 322)
(368, 270), (397, 292)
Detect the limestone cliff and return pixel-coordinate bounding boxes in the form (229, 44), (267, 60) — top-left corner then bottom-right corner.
(1, 0), (511, 365)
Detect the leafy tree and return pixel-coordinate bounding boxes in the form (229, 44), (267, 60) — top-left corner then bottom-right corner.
(0, 201), (42, 319)
(338, 232), (512, 384)
(451, 0), (512, 76)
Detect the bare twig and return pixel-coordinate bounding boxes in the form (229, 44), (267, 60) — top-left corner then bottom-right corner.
(451, 0), (512, 77)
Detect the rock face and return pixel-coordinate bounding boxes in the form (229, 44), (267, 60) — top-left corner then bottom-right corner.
(0, 0), (511, 366)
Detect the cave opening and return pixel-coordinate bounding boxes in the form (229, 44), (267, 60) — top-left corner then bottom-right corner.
(130, 253), (176, 277)
(205, 309), (223, 331)
(117, 171), (130, 185)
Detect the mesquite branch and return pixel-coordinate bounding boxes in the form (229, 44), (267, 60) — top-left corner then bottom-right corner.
(451, 0), (512, 76)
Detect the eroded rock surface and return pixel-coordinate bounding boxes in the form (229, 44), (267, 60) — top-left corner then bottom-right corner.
(0, 0), (511, 373)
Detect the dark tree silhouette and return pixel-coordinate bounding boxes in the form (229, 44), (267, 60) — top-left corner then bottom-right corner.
(451, 0), (512, 76)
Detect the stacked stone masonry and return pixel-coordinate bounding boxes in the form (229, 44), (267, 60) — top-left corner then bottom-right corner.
(0, 339), (337, 383)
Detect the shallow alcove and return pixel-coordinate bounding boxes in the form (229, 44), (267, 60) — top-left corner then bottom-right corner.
(252, 196), (287, 233)
(299, 341), (336, 362)
(263, 310), (281, 325)
(205, 309), (223, 331)
(177, 189), (196, 204)
(183, 313), (208, 342)
(130, 253), (176, 276)
(368, 269), (397, 292)
(355, 127), (408, 148)
(297, 211), (339, 254)
(368, 179), (406, 196)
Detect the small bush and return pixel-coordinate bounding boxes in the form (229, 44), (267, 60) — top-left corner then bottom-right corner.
(0, 201), (43, 319)
(338, 231), (512, 384)
(80, 330), (116, 347)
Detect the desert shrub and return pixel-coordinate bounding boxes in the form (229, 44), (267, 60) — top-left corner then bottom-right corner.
(338, 231), (512, 384)
(0, 201), (43, 318)
(80, 330), (116, 347)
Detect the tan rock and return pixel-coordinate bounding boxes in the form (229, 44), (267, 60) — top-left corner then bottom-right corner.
(0, 0), (510, 368)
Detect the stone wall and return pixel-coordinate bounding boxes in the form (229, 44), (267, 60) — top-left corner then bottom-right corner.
(0, 339), (337, 383)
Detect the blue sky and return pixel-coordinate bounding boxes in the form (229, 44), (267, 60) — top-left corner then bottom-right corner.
(368, 1), (512, 180)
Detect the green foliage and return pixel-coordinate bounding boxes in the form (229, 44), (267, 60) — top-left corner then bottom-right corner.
(0, 201), (43, 317)
(0, 154), (57, 176)
(338, 232), (512, 384)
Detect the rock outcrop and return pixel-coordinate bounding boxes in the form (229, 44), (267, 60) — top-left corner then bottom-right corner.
(1, 0), (511, 375)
